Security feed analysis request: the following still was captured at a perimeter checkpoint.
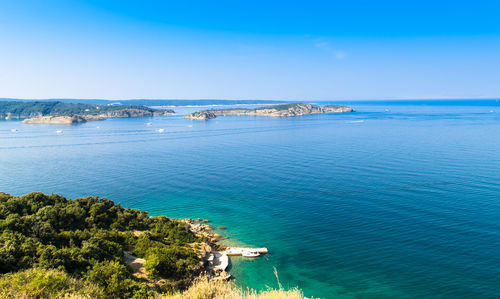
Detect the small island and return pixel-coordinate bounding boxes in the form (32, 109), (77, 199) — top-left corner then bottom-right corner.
(184, 103), (354, 120)
(0, 101), (175, 124)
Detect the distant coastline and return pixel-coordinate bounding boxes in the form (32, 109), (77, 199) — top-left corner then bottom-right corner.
(0, 98), (286, 107)
(0, 101), (175, 124)
(150, 103), (285, 108)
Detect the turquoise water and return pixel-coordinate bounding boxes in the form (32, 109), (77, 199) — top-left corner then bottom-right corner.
(1, 100), (499, 298)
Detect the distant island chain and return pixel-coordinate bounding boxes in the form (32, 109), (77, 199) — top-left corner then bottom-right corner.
(0, 101), (354, 124)
(0, 101), (174, 124)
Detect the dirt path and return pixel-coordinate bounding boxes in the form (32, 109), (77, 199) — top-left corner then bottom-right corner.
(124, 251), (147, 279)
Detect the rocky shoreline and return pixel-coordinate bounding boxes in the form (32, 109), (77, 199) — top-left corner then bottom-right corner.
(184, 103), (354, 120)
(182, 218), (231, 280)
(1, 100), (176, 124)
(182, 218), (267, 281)
(21, 115), (106, 124)
(21, 108), (175, 124)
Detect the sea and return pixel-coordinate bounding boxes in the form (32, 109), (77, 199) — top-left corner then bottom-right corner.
(0, 100), (499, 298)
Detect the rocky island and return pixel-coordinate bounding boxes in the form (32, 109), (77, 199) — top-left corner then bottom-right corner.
(0, 101), (175, 124)
(184, 103), (354, 120)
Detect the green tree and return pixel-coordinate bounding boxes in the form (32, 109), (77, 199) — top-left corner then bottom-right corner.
(86, 260), (145, 298)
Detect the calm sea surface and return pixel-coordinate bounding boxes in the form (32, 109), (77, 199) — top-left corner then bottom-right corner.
(0, 100), (499, 298)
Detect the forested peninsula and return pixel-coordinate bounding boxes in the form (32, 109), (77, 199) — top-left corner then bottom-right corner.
(0, 192), (301, 298)
(0, 101), (174, 124)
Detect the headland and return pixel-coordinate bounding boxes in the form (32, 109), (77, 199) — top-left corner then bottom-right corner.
(0, 100), (175, 124)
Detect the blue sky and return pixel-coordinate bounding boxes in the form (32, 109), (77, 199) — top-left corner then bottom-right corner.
(0, 0), (499, 100)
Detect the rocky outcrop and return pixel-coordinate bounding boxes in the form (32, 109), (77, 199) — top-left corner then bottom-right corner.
(184, 103), (354, 120)
(20, 108), (175, 124)
(321, 104), (354, 113)
(99, 108), (174, 118)
(22, 115), (106, 124)
(184, 111), (217, 120)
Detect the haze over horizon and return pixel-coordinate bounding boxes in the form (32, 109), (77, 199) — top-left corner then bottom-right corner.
(1, 0), (499, 100)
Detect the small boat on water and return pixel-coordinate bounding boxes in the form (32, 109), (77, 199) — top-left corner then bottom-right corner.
(241, 251), (260, 258)
(147, 122), (152, 126)
(157, 128), (165, 133)
(10, 129), (17, 132)
(226, 247), (268, 256)
(56, 130), (63, 134)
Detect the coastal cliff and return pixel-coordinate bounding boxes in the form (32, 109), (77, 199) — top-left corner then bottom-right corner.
(184, 103), (354, 120)
(21, 108), (175, 124)
(185, 111), (218, 120)
(21, 115), (106, 124)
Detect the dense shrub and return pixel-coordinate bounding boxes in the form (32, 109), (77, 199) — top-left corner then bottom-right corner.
(0, 268), (103, 298)
(85, 260), (151, 298)
(0, 192), (201, 296)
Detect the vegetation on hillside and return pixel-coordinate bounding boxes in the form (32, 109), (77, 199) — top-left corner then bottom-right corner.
(0, 192), (201, 297)
(0, 101), (171, 118)
(0, 269), (303, 299)
(255, 103), (308, 111)
(0, 192), (303, 298)
(162, 276), (303, 299)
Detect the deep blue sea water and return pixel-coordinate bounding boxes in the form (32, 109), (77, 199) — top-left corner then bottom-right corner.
(0, 100), (499, 298)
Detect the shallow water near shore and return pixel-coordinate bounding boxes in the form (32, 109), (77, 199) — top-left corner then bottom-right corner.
(1, 100), (499, 298)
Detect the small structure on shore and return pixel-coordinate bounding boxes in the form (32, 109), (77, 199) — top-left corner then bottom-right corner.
(183, 218), (268, 280)
(226, 247), (269, 256)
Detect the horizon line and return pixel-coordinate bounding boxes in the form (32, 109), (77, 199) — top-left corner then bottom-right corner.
(1, 97), (499, 102)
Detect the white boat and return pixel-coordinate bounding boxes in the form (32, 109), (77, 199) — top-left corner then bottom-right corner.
(241, 251), (260, 258)
(10, 129), (17, 132)
(157, 128), (165, 133)
(56, 130), (63, 134)
(147, 122), (152, 126)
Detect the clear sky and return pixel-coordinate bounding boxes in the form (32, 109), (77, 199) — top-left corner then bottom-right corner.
(0, 0), (499, 100)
